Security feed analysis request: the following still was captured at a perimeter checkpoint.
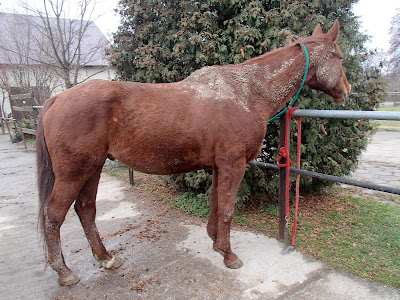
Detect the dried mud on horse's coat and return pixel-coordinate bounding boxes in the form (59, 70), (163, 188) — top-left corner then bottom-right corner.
(36, 20), (350, 285)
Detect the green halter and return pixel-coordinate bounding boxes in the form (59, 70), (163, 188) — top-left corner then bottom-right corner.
(268, 44), (309, 122)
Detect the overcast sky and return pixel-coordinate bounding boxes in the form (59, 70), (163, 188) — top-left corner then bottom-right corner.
(1, 0), (399, 52)
(353, 0), (399, 52)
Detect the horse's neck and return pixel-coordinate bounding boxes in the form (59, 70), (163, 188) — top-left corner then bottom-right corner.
(242, 46), (307, 121)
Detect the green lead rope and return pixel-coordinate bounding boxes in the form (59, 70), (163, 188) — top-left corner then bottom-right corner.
(268, 44), (310, 122)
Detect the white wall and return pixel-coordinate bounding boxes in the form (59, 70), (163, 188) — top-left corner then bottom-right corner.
(1, 66), (116, 116)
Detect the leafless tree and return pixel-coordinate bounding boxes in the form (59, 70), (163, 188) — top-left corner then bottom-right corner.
(389, 9), (400, 74)
(1, 0), (110, 91)
(385, 8), (400, 102)
(24, 0), (110, 88)
(0, 13), (62, 116)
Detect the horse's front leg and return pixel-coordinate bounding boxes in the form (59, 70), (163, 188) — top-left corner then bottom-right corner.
(213, 160), (246, 269)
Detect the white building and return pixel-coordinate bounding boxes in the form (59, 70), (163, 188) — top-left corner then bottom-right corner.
(0, 12), (115, 116)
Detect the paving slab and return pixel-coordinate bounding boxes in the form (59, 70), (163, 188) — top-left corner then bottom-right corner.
(352, 131), (400, 189)
(1, 133), (399, 299)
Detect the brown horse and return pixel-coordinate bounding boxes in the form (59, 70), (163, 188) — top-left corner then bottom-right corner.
(37, 20), (351, 285)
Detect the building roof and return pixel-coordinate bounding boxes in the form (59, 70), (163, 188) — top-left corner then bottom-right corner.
(0, 13), (110, 66)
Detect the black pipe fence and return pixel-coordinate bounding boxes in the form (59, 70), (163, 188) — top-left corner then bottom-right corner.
(250, 160), (400, 195)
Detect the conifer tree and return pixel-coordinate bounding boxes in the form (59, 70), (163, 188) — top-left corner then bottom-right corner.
(108, 0), (384, 202)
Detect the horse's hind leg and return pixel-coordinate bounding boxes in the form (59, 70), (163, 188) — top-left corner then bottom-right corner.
(74, 167), (123, 269)
(44, 181), (82, 286)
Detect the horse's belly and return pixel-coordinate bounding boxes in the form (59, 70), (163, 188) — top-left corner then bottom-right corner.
(128, 160), (209, 175)
(110, 145), (213, 175)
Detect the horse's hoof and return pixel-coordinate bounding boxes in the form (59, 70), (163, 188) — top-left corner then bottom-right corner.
(225, 257), (243, 269)
(58, 271), (80, 286)
(101, 256), (123, 269)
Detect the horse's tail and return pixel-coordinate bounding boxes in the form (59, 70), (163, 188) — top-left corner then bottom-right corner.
(36, 96), (56, 253)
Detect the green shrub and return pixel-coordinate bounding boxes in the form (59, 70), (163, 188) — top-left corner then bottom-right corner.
(109, 0), (384, 204)
(175, 192), (211, 217)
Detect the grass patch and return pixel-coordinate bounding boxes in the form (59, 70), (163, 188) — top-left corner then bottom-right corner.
(294, 194), (400, 288)
(375, 120), (400, 131)
(233, 203), (279, 237)
(376, 105), (400, 131)
(103, 166), (130, 181)
(173, 192), (211, 217)
(377, 106), (400, 112)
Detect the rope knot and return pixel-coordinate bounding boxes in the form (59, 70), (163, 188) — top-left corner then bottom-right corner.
(277, 147), (292, 168)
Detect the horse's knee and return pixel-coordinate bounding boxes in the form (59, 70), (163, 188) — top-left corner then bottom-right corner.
(219, 209), (234, 224)
(213, 208), (235, 252)
(208, 206), (234, 242)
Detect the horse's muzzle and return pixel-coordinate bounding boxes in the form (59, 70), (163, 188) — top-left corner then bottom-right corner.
(335, 83), (351, 103)
(343, 83), (352, 101)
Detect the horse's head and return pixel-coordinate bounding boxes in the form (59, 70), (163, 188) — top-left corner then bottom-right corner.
(303, 20), (351, 103)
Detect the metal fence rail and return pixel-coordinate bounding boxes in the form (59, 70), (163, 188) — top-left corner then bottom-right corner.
(256, 109), (400, 243)
(291, 109), (400, 120)
(249, 160), (400, 195)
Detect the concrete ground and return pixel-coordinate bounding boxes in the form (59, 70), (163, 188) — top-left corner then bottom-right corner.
(352, 131), (400, 189)
(0, 132), (399, 299)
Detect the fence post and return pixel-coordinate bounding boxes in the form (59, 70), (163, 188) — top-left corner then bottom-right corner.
(278, 113), (289, 243)
(129, 168), (134, 187)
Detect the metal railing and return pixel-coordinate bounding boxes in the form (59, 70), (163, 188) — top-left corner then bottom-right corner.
(291, 109), (400, 120)
(250, 109), (400, 243)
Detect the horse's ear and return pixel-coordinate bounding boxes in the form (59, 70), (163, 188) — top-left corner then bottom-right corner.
(312, 24), (323, 36)
(326, 19), (340, 42)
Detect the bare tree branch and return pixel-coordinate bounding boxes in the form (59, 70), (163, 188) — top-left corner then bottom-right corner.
(9, 0), (110, 89)
(389, 9), (400, 73)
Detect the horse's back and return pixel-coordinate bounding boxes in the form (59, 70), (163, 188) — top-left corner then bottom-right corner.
(42, 78), (264, 175)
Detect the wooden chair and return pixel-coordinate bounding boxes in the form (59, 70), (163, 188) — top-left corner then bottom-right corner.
(10, 93), (38, 135)
(1, 93), (38, 148)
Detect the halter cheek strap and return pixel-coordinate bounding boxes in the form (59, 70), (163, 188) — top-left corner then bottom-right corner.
(268, 44), (310, 122)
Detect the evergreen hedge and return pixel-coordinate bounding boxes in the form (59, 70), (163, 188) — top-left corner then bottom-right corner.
(108, 0), (384, 204)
